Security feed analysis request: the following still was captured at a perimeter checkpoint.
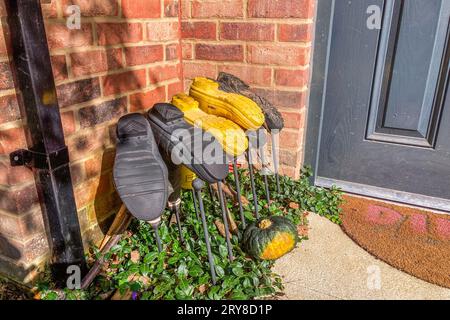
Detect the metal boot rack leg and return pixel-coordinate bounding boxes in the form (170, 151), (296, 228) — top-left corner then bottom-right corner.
(217, 182), (234, 262)
(232, 158), (246, 228)
(246, 149), (260, 219)
(192, 179), (217, 284)
(151, 220), (163, 253)
(259, 144), (271, 205)
(271, 132), (281, 194)
(169, 199), (185, 244)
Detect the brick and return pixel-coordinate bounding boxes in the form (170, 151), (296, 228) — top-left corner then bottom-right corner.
(85, 149), (115, 179)
(182, 22), (216, 40)
(50, 55), (68, 82)
(164, 0), (179, 17)
(0, 236), (21, 261)
(0, 184), (39, 215)
(248, 45), (310, 66)
(57, 78), (101, 108)
(218, 65), (271, 86)
(280, 165), (297, 179)
(220, 22), (274, 41)
(180, 0), (191, 18)
(149, 64), (180, 84)
(0, 95), (21, 125)
(0, 210), (45, 241)
(279, 148), (302, 167)
(70, 50), (108, 77)
(0, 160), (34, 186)
(248, 0), (315, 18)
(92, 191), (121, 223)
(280, 110), (304, 129)
(0, 27), (8, 56)
(253, 88), (306, 109)
(22, 233), (49, 263)
(195, 44), (243, 62)
(61, 0), (119, 16)
(122, 0), (161, 18)
(79, 97), (127, 128)
(61, 111), (76, 136)
(78, 208), (89, 232)
(0, 233), (48, 263)
(82, 224), (108, 248)
(106, 48), (124, 70)
(168, 81), (184, 99)
(125, 45), (164, 66)
(41, 0), (58, 18)
(192, 0), (243, 18)
(102, 69), (147, 96)
(183, 62), (217, 79)
(130, 86), (166, 112)
(279, 129), (301, 149)
(279, 23), (313, 42)
(85, 157), (102, 181)
(0, 127), (27, 156)
(275, 68), (309, 87)
(182, 43), (193, 60)
(0, 61), (14, 90)
(67, 127), (108, 162)
(147, 21), (179, 41)
(166, 43), (180, 61)
(97, 23), (143, 46)
(78, 173), (113, 208)
(46, 23), (93, 50)
(0, 2), (5, 17)
(70, 162), (85, 186)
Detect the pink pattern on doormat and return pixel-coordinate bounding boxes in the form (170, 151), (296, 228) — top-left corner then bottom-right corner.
(434, 218), (450, 241)
(407, 214), (427, 234)
(366, 205), (402, 226)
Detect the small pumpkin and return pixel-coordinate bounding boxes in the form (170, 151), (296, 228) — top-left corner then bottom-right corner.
(242, 216), (298, 260)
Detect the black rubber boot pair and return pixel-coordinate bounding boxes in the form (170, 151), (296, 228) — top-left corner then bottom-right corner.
(113, 104), (234, 284)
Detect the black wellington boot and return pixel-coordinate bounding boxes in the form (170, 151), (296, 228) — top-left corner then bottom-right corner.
(217, 72), (284, 131)
(113, 113), (169, 252)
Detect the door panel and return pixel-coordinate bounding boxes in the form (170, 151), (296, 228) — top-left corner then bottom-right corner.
(316, 0), (450, 205)
(366, 0), (449, 147)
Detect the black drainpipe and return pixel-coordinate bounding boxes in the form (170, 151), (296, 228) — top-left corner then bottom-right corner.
(5, 0), (87, 284)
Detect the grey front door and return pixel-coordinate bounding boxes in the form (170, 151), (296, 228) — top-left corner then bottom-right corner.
(311, 0), (450, 211)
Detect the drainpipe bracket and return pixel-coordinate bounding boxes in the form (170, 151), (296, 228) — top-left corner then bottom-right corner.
(10, 146), (70, 170)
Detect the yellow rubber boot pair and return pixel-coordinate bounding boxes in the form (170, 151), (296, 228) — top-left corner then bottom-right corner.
(189, 77), (265, 131)
(172, 93), (248, 156)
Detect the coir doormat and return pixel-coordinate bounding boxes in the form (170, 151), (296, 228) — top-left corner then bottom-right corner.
(341, 195), (450, 288)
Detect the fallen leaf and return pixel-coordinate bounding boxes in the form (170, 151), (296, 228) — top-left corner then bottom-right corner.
(297, 225), (309, 237)
(214, 219), (232, 238)
(137, 276), (151, 286)
(111, 289), (132, 300)
(198, 284), (207, 294)
(130, 250), (140, 263)
(289, 202), (300, 209)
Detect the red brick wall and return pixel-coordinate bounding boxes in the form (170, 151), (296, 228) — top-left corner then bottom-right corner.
(0, 0), (316, 282)
(181, 0), (315, 179)
(0, 0), (183, 282)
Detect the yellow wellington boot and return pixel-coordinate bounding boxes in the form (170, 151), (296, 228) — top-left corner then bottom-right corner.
(180, 165), (196, 190)
(172, 93), (248, 156)
(189, 77), (265, 131)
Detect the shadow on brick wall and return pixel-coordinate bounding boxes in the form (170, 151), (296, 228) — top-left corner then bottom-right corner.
(93, 147), (122, 237)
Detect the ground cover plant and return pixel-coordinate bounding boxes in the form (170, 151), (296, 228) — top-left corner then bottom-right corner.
(34, 167), (343, 300)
